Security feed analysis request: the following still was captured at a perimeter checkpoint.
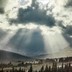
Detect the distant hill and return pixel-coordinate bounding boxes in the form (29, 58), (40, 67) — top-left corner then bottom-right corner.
(0, 50), (31, 62)
(34, 48), (72, 59)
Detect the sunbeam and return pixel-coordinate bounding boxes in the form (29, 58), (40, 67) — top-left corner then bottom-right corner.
(0, 30), (17, 51)
(40, 26), (69, 58)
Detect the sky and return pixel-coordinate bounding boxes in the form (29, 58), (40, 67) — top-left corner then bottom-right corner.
(0, 0), (72, 58)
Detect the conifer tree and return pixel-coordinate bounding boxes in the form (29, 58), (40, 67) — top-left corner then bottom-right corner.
(28, 65), (33, 72)
(44, 65), (48, 72)
(39, 66), (44, 72)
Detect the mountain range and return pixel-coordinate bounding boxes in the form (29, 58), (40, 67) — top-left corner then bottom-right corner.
(0, 50), (31, 62)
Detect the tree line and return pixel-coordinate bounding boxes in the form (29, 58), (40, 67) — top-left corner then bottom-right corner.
(0, 62), (72, 72)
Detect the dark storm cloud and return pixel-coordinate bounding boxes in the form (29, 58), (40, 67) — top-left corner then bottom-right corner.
(65, 0), (72, 7)
(63, 34), (72, 47)
(65, 25), (72, 35)
(57, 21), (66, 29)
(9, 0), (55, 27)
(8, 28), (46, 56)
(63, 25), (72, 47)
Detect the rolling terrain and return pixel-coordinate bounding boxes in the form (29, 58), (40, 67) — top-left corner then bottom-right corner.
(0, 50), (31, 62)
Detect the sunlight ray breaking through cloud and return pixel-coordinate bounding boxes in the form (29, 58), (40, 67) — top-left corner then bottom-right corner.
(40, 26), (69, 56)
(0, 30), (17, 51)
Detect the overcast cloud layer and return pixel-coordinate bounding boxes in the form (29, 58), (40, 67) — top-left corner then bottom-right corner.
(0, 0), (72, 57)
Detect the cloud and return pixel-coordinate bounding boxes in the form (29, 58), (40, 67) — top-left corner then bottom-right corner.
(63, 34), (72, 47)
(52, 0), (72, 29)
(8, 0), (55, 27)
(7, 0), (71, 28)
(65, 0), (72, 7)
(62, 25), (72, 47)
(65, 25), (72, 35)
